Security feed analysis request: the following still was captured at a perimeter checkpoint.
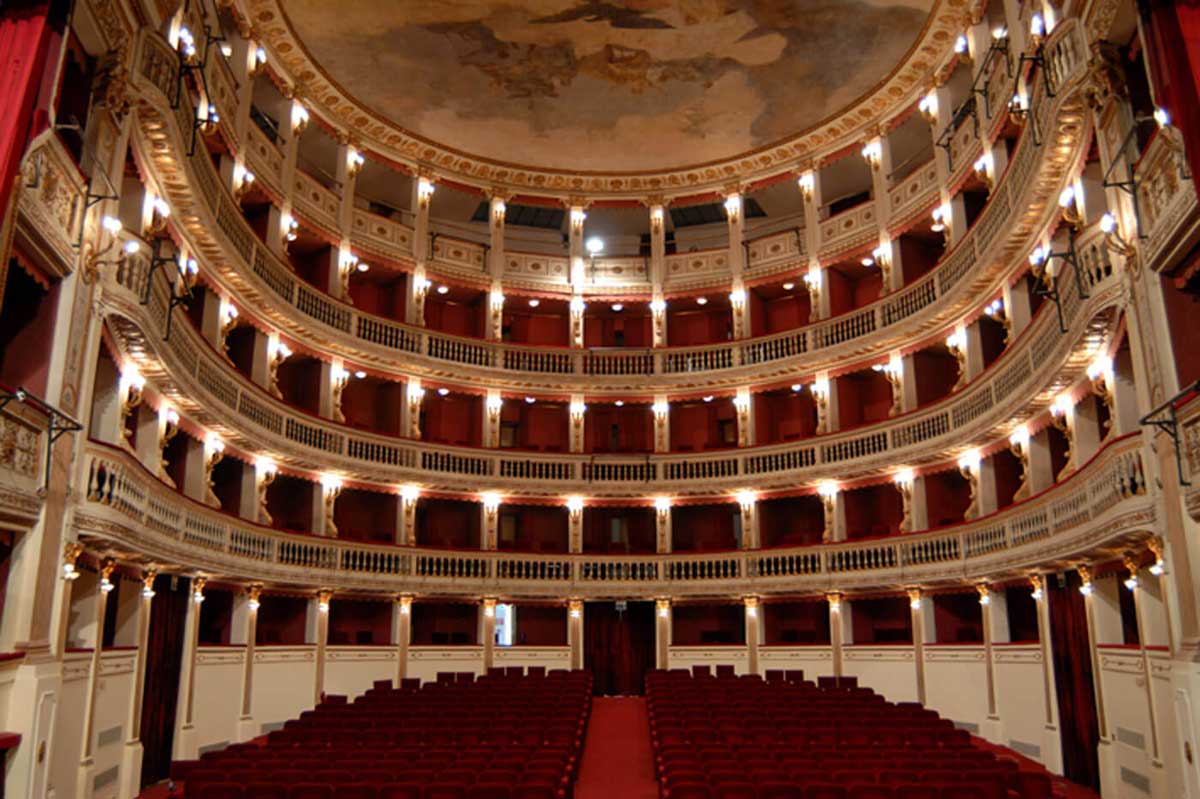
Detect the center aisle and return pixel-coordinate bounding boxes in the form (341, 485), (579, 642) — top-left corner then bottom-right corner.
(576, 697), (659, 799)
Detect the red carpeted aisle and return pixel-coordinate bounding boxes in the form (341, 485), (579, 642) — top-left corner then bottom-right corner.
(576, 697), (659, 799)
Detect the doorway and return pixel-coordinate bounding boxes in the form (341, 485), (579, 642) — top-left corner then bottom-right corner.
(584, 601), (655, 696)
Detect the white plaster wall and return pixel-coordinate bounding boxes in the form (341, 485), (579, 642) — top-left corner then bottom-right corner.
(993, 644), (1055, 766)
(758, 646), (834, 680)
(841, 645), (918, 703)
(250, 646), (316, 733)
(923, 645), (989, 730)
(666, 646), (750, 674)
(324, 647), (398, 699)
(1098, 646), (1162, 797)
(407, 647), (484, 685)
(192, 647), (246, 751)
(493, 646), (571, 671)
(91, 650), (136, 799)
(49, 653), (92, 799)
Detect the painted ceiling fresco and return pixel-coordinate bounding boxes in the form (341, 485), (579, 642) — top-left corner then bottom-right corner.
(282, 0), (933, 172)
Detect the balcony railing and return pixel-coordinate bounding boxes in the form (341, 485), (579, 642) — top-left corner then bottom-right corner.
(76, 433), (1151, 597)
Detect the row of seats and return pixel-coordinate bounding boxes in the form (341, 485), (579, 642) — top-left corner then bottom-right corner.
(647, 669), (1054, 799)
(179, 671), (591, 799)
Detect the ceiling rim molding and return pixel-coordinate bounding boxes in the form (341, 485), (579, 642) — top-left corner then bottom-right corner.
(239, 0), (969, 200)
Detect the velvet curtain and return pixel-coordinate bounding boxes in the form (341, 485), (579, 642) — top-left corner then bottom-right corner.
(139, 574), (189, 788)
(1047, 571), (1101, 792)
(1141, 0), (1200, 200)
(584, 601), (655, 697)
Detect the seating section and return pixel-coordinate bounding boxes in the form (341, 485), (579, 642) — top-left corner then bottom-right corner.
(647, 669), (1054, 799)
(180, 671), (591, 799)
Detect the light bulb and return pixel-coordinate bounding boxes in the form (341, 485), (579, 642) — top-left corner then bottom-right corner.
(585, 237), (604, 255)
(696, 297), (708, 306)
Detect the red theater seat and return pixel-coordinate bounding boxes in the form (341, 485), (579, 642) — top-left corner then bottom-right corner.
(849, 786), (893, 799)
(196, 785), (245, 799)
(758, 786), (804, 799)
(1009, 772), (1051, 799)
(894, 787), (938, 799)
(290, 786), (334, 799)
(668, 786), (711, 799)
(466, 786), (510, 799)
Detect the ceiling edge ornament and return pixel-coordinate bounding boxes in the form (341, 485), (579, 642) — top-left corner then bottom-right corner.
(242, 0), (966, 200)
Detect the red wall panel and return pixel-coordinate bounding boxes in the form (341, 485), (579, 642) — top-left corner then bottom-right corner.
(498, 504), (569, 553)
(329, 598), (393, 645)
(667, 308), (730, 345)
(423, 393), (482, 446)
(514, 605), (567, 646)
(585, 404), (653, 453)
(505, 309), (570, 346)
(850, 597), (912, 644)
(416, 498), (481, 549)
(763, 601), (831, 645)
(671, 604), (745, 645)
(758, 495), (825, 548)
(924, 469), (971, 528)
(411, 602), (478, 645)
(753, 391), (815, 444)
(671, 503), (738, 551)
(843, 483), (904, 540)
(582, 506), (656, 554)
(334, 488), (397, 543)
(669, 402), (736, 451)
(256, 595), (310, 645)
(933, 592), (984, 643)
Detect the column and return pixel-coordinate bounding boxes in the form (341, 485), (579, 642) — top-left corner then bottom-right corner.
(1125, 557), (1170, 793)
(655, 499), (672, 554)
(317, 476), (342, 538)
(320, 360), (340, 421)
(78, 560), (116, 799)
(737, 494), (759, 549)
(333, 138), (361, 304)
(978, 584), (1005, 743)
(235, 585), (260, 741)
(404, 380), (424, 439)
(487, 284), (505, 341)
(172, 577), (204, 760)
(910, 589), (931, 705)
(899, 354), (920, 414)
(829, 594), (845, 679)
(394, 596), (412, 684)
(249, 459), (276, 526)
(797, 165), (822, 307)
(398, 487), (418, 545)
(1002, 278), (1033, 340)
(963, 319), (987, 381)
(1072, 394), (1106, 464)
(652, 398), (670, 453)
(734, 388), (754, 446)
(483, 391), (502, 447)
(481, 495), (500, 550)
(310, 591), (331, 704)
(569, 397), (586, 453)
(116, 571), (156, 799)
(567, 498), (584, 554)
(648, 202), (668, 347)
(813, 375), (836, 434)
(133, 403), (159, 473)
(865, 131), (903, 294)
(488, 194), (508, 280)
(406, 176), (435, 325)
(819, 483), (845, 542)
(481, 599), (497, 672)
(568, 601), (584, 671)
(568, 203), (587, 348)
(745, 598), (761, 676)
(725, 189), (750, 339)
(1050, 395), (1077, 477)
(655, 600), (671, 670)
(1109, 348), (1141, 436)
(267, 97), (304, 257)
(1078, 567), (1119, 795)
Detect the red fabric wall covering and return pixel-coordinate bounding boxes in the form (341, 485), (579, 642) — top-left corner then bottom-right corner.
(342, 378), (404, 436)
(0, 262), (58, 395)
(224, 326), (256, 381)
(328, 598), (393, 645)
(923, 469), (971, 528)
(1142, 1), (1200, 202)
(671, 503), (738, 551)
(758, 495), (824, 548)
(763, 600), (831, 645)
(276, 357), (324, 416)
(826, 268), (854, 316)
(849, 596), (913, 644)
(584, 310), (652, 347)
(333, 488), (397, 543)
(1047, 425), (1070, 481)
(416, 497), (480, 549)
(411, 601), (478, 645)
(585, 404), (653, 453)
(585, 600), (656, 696)
(843, 483), (904, 540)
(932, 592), (984, 643)
(835, 372), (893, 428)
(1047, 570), (1101, 790)
(671, 603), (746, 646)
(163, 434), (191, 495)
(422, 392), (482, 446)
(197, 588), (234, 645)
(266, 474), (314, 534)
(898, 234), (940, 283)
(513, 604), (568, 646)
(138, 573), (189, 788)
(913, 349), (959, 405)
(0, 1), (65, 225)
(498, 504), (569, 553)
(669, 401), (736, 451)
(210, 457), (244, 517)
(992, 448), (1024, 510)
(500, 401), (570, 451)
(753, 391), (816, 444)
(256, 595), (310, 645)
(348, 274), (407, 321)
(504, 309), (571, 346)
(289, 246), (334, 294)
(749, 291), (811, 336)
(582, 505), (656, 554)
(1158, 266), (1200, 385)
(667, 308), (731, 345)
(1004, 586), (1040, 643)
(425, 295), (484, 338)
(978, 316), (1007, 369)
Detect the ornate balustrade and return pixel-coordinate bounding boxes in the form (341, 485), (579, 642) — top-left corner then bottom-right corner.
(74, 432), (1153, 597)
(98, 231), (1124, 494)
(123, 19), (1092, 394)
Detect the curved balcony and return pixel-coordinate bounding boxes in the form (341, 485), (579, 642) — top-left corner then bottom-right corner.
(76, 431), (1153, 598)
(100, 235), (1124, 494)
(126, 20), (1093, 394)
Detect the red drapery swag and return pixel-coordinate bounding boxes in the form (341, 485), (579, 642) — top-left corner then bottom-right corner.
(1047, 571), (1101, 791)
(1141, 0), (1200, 200)
(0, 1), (63, 224)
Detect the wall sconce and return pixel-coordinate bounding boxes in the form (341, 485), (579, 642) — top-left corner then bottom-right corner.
(1077, 565), (1093, 596)
(907, 588), (922, 610)
(99, 558), (116, 593)
(267, 338), (291, 399)
(407, 384), (426, 406)
(416, 177), (436, 210)
(489, 290), (506, 311)
(566, 496), (585, 519)
(251, 45), (267, 75)
(880, 355), (903, 416)
(1123, 555), (1139, 591)
(1030, 574), (1044, 601)
(958, 449), (981, 520)
(255, 457), (277, 525)
(346, 148), (365, 178)
(918, 92), (938, 124)
(657, 599), (670, 619)
(158, 406), (180, 476)
(192, 576), (207, 604)
(1058, 184), (1083, 227)
(817, 480), (839, 503)
(282, 214), (299, 245)
(62, 542), (84, 581)
(1099, 213), (1136, 258)
(1009, 91), (1029, 122)
(861, 139), (882, 171)
(569, 207), (587, 234)
(291, 103), (310, 135)
(1030, 13), (1045, 42)
(570, 400), (587, 419)
(729, 288), (746, 306)
(203, 434), (225, 508)
(218, 299), (239, 347)
(330, 365), (351, 424)
(398, 595), (412, 615)
(945, 328), (967, 389)
(723, 194), (742, 222)
(486, 395), (503, 418)
(317, 590), (332, 613)
(400, 484), (420, 504)
(569, 296), (586, 317)
(973, 152), (994, 187)
(736, 490), (757, 510)
(652, 400), (670, 419)
(650, 205), (664, 233)
(119, 365), (146, 433)
(247, 584), (262, 612)
(744, 597), (759, 618)
(954, 33), (968, 55)
(797, 171), (814, 201)
(321, 474), (343, 537)
(894, 468), (914, 533)
(141, 570), (158, 599)
(827, 593), (842, 613)
(930, 204), (948, 234)
(977, 584), (991, 606)
(481, 492), (502, 515)
(958, 449), (981, 475)
(654, 496), (671, 516)
(490, 197), (507, 225)
(802, 266), (822, 308)
(569, 601), (582, 620)
(146, 195), (171, 235)
(232, 163), (255, 199)
(1148, 537), (1165, 576)
(1087, 355), (1114, 407)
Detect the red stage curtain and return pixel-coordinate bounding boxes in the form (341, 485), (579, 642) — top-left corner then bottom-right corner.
(1048, 571), (1101, 791)
(1142, 0), (1200, 200)
(138, 574), (190, 788)
(0, 2), (65, 222)
(584, 601), (655, 696)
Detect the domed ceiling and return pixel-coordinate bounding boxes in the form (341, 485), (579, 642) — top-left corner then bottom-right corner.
(275, 0), (936, 174)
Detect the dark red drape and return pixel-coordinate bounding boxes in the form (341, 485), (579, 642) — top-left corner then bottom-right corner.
(1048, 571), (1101, 792)
(139, 574), (189, 788)
(0, 1), (66, 222)
(584, 601), (655, 697)
(1141, 0), (1200, 200)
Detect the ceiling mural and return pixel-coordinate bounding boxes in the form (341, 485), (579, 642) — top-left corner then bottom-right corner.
(280, 0), (934, 173)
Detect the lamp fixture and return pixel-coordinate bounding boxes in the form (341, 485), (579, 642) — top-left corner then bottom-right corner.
(696, 297), (708, 306)
(436, 285), (449, 295)
(585, 237), (604, 256)
(782, 282), (795, 291)
(528, 298), (540, 307)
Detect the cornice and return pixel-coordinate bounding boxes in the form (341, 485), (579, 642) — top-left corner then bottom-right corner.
(240, 0), (967, 200)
